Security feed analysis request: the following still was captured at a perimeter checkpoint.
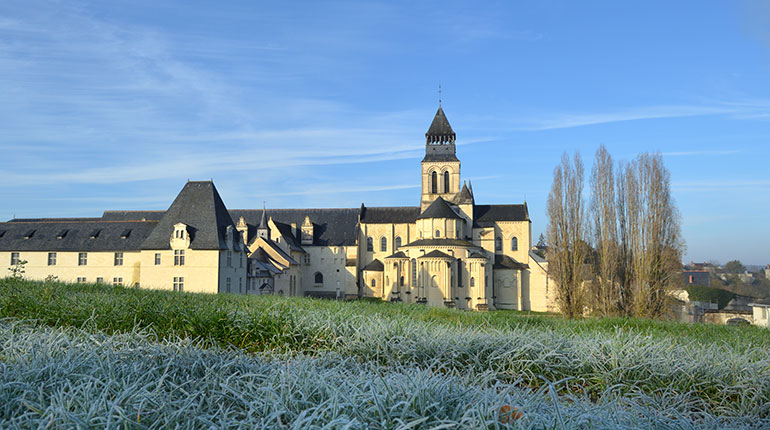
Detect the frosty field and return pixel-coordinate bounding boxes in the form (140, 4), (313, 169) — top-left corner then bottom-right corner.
(1, 280), (769, 428)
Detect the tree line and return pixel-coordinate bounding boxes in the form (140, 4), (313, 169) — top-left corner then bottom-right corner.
(546, 146), (685, 319)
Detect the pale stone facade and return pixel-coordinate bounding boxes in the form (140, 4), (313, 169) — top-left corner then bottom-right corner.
(0, 106), (555, 311)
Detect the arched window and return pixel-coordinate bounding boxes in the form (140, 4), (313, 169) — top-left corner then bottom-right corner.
(435, 229), (441, 238)
(495, 236), (502, 251)
(431, 171), (437, 193)
(372, 278), (376, 287)
(443, 171), (450, 193)
(411, 258), (417, 286)
(314, 272), (323, 284)
(511, 236), (518, 251)
(366, 237), (373, 252)
(395, 236), (402, 248)
(470, 277), (475, 287)
(400, 276), (404, 286)
(380, 236), (387, 252)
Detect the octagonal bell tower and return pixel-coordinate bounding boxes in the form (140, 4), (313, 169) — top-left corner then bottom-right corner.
(420, 105), (461, 212)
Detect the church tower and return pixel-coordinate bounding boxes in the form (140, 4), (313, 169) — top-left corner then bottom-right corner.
(420, 105), (461, 211)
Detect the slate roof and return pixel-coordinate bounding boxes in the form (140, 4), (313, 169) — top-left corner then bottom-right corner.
(456, 183), (474, 204)
(422, 151), (460, 163)
(0, 220), (158, 251)
(230, 208), (359, 246)
(359, 206), (420, 224)
(425, 106), (455, 143)
(468, 251), (487, 259)
(9, 217), (102, 223)
(272, 221), (305, 252)
(384, 251), (408, 259)
(416, 197), (462, 220)
(420, 250), (453, 259)
(529, 251), (546, 264)
(141, 181), (240, 251)
(102, 211), (164, 221)
(362, 259), (384, 271)
(494, 255), (529, 270)
(473, 204), (529, 226)
(404, 238), (481, 249)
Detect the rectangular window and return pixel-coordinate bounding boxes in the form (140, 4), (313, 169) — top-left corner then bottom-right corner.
(173, 277), (184, 292)
(113, 277), (123, 286)
(226, 277), (231, 292)
(114, 252), (123, 266)
(239, 277), (243, 293)
(227, 251), (232, 267)
(10, 252), (19, 266)
(47, 252), (57, 266)
(77, 277), (86, 283)
(240, 254), (243, 268)
(96, 277), (103, 284)
(155, 253), (161, 265)
(174, 250), (185, 266)
(78, 252), (87, 266)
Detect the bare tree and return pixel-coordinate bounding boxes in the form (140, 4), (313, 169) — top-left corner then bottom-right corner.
(622, 153), (685, 318)
(589, 145), (620, 316)
(547, 152), (587, 318)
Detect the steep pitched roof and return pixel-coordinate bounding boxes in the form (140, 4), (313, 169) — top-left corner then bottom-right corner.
(425, 106), (455, 143)
(362, 259), (384, 271)
(141, 181), (239, 251)
(473, 204), (529, 226)
(272, 221), (305, 252)
(455, 183), (474, 204)
(417, 197), (462, 220)
(230, 208), (359, 246)
(359, 206), (420, 224)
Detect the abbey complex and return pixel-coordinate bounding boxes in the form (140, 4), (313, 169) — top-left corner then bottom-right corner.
(0, 107), (555, 312)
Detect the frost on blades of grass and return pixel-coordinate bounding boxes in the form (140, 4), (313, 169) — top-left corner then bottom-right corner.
(1, 280), (770, 427)
(0, 321), (767, 429)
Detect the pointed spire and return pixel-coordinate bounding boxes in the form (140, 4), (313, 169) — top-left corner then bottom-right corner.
(425, 105), (456, 144)
(258, 201), (267, 229)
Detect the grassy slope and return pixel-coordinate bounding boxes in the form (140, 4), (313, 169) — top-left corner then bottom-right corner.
(1, 278), (769, 420)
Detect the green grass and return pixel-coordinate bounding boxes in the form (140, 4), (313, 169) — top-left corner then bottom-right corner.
(1, 278), (770, 425)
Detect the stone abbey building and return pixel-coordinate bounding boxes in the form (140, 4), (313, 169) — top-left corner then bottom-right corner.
(0, 106), (555, 311)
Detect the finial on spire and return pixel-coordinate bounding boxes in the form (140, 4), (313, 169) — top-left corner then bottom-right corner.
(438, 84), (442, 106)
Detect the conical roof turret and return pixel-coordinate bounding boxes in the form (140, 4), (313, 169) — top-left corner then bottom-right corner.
(425, 106), (456, 144)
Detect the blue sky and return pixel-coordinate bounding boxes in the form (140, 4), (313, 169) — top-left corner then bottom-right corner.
(1, 1), (769, 265)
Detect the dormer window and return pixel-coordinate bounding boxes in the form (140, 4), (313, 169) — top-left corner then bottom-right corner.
(90, 229), (101, 239)
(56, 229), (68, 239)
(23, 229), (35, 239)
(120, 229), (131, 239)
(174, 229), (185, 239)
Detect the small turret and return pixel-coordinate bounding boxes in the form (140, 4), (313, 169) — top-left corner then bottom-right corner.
(257, 204), (269, 240)
(301, 215), (313, 245)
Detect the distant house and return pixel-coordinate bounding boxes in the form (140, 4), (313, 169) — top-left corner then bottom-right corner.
(765, 264), (770, 281)
(683, 269), (710, 287)
(749, 300), (770, 328)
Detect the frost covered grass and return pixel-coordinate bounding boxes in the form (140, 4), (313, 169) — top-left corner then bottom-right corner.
(1, 279), (770, 425)
(1, 321), (767, 429)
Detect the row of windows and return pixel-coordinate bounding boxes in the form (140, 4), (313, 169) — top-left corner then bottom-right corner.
(494, 237), (519, 252)
(75, 277), (124, 286)
(366, 236), (404, 252)
(430, 171), (451, 194)
(11, 251), (187, 266)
